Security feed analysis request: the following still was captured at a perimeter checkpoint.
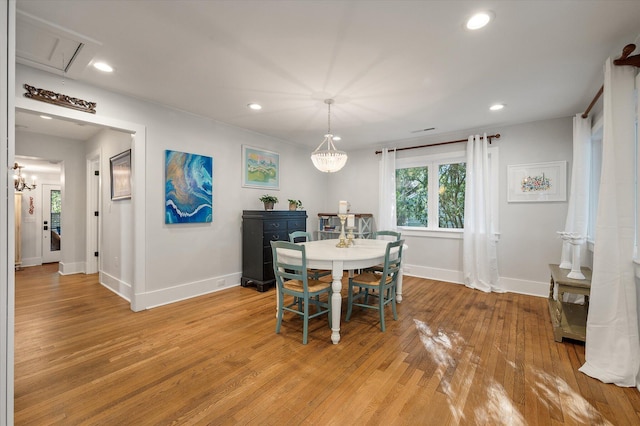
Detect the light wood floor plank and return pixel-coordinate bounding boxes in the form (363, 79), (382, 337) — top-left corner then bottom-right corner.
(14, 265), (640, 425)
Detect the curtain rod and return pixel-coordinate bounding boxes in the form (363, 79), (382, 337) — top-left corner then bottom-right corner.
(374, 133), (500, 155)
(582, 43), (638, 119)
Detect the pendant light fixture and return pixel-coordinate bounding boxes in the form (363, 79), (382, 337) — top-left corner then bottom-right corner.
(12, 163), (36, 192)
(311, 99), (348, 173)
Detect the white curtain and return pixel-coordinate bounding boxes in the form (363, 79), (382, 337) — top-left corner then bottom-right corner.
(378, 148), (397, 231)
(559, 115), (591, 268)
(463, 134), (501, 292)
(579, 58), (639, 387)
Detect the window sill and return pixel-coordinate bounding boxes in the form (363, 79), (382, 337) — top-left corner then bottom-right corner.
(397, 227), (501, 241)
(398, 227), (463, 239)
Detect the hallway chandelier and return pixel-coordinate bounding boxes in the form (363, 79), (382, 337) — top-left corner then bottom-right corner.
(13, 163), (36, 192)
(311, 99), (348, 173)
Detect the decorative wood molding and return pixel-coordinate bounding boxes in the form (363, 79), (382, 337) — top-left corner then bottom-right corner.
(23, 84), (97, 114)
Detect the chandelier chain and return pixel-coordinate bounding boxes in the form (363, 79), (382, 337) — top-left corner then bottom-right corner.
(327, 100), (331, 134)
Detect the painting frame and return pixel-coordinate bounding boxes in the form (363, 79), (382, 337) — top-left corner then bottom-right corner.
(110, 149), (132, 200)
(165, 150), (213, 224)
(241, 145), (280, 190)
(507, 161), (567, 203)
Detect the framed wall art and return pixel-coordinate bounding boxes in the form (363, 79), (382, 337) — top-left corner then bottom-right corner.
(165, 150), (213, 224)
(110, 149), (132, 200)
(242, 145), (279, 190)
(507, 161), (567, 202)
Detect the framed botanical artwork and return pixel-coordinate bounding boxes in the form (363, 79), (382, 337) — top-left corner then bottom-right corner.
(507, 161), (567, 202)
(110, 149), (132, 200)
(165, 150), (213, 224)
(242, 145), (279, 190)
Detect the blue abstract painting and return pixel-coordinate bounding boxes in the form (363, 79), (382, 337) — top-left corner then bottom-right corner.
(165, 150), (213, 224)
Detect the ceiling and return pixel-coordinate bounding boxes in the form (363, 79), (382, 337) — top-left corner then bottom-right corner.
(14, 0), (640, 151)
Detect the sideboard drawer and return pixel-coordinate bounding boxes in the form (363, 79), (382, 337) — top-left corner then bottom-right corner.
(264, 231), (288, 245)
(287, 218), (306, 230)
(264, 220), (286, 232)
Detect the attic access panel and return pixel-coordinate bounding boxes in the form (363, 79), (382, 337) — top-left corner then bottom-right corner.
(16, 10), (101, 79)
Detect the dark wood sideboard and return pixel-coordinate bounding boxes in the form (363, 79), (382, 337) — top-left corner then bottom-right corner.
(241, 210), (307, 292)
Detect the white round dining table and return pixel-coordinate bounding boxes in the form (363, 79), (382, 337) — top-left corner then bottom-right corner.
(277, 238), (405, 344)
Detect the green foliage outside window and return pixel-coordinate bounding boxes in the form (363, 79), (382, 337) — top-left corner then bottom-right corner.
(438, 163), (466, 228)
(51, 189), (61, 213)
(395, 166), (428, 227)
(395, 162), (466, 229)
(51, 190), (61, 234)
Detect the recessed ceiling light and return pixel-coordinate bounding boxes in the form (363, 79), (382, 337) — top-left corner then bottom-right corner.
(247, 103), (262, 110)
(490, 103), (505, 111)
(93, 62), (114, 73)
(332, 136), (342, 141)
(466, 12), (492, 30)
(40, 115), (52, 120)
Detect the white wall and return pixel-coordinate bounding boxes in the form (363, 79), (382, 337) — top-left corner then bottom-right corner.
(498, 118), (572, 293)
(16, 64), (329, 309)
(15, 63), (573, 304)
(15, 130), (87, 274)
(329, 117), (573, 297)
(86, 129), (134, 297)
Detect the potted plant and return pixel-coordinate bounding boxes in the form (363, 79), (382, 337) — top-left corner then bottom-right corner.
(259, 194), (278, 210)
(288, 199), (303, 211)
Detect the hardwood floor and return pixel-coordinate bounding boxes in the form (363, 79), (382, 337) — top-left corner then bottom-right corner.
(14, 264), (640, 425)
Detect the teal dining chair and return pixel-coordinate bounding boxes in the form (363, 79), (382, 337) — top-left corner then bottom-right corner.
(346, 239), (404, 332)
(271, 240), (332, 344)
(373, 230), (402, 241)
(289, 231), (332, 280)
(365, 230), (402, 273)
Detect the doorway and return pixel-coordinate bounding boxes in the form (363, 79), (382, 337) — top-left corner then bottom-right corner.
(41, 184), (61, 264)
(13, 104), (146, 306)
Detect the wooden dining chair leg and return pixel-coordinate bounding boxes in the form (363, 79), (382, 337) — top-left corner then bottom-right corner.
(303, 297), (310, 345)
(391, 288), (398, 321)
(276, 290), (284, 334)
(346, 285), (355, 322)
(379, 295), (386, 332)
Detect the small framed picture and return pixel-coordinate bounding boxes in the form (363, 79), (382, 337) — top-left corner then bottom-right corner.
(110, 149), (132, 200)
(507, 161), (567, 202)
(242, 145), (279, 190)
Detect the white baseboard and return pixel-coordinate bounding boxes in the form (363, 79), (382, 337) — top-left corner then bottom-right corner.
(404, 264), (464, 285)
(499, 276), (548, 298)
(137, 272), (243, 310)
(59, 261), (85, 275)
(403, 263), (548, 298)
(19, 257), (42, 267)
(100, 271), (133, 302)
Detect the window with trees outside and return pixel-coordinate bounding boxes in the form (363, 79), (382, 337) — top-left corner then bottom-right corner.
(395, 148), (498, 234)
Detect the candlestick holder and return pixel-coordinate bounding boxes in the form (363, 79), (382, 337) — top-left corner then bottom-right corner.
(336, 214), (348, 248)
(567, 235), (586, 280)
(558, 232), (586, 279)
(346, 226), (355, 247)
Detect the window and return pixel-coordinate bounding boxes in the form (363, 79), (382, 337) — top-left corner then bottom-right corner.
(395, 151), (467, 231)
(588, 126), (602, 243)
(395, 147), (499, 235)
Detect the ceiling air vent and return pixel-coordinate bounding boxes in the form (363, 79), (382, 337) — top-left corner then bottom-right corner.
(410, 127), (435, 134)
(16, 10), (101, 79)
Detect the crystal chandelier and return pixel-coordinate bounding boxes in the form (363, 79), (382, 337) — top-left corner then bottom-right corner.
(311, 99), (348, 173)
(13, 163), (36, 192)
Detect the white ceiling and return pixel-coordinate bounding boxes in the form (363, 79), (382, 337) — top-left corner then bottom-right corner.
(14, 0), (640, 150)
(15, 110), (104, 141)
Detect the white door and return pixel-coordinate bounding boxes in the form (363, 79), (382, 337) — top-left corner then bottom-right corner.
(42, 184), (62, 263)
(86, 158), (100, 273)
